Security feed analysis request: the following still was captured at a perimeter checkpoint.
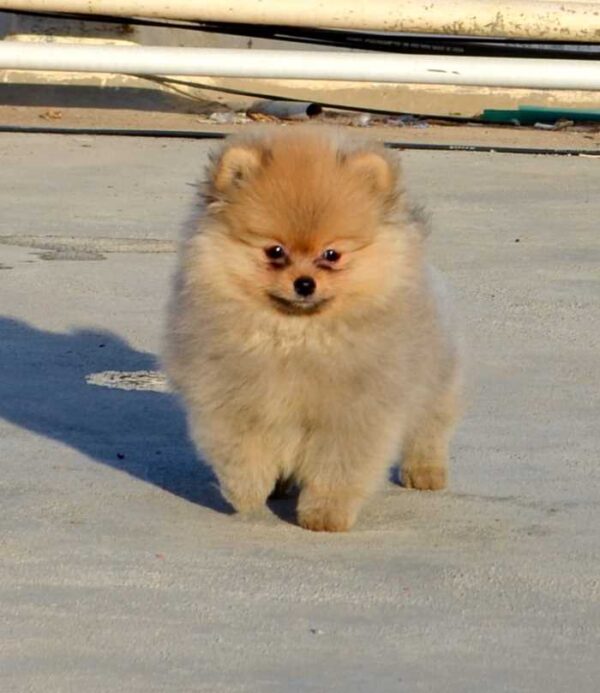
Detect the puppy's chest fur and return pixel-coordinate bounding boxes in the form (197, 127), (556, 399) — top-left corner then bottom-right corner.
(203, 312), (401, 425)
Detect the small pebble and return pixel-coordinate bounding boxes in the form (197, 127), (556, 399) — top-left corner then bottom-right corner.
(209, 112), (236, 124)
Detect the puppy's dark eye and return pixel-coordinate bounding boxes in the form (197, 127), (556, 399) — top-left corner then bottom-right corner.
(265, 245), (286, 261)
(322, 249), (341, 262)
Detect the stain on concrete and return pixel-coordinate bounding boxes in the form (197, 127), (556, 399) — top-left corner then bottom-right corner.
(36, 250), (106, 261)
(0, 235), (176, 254)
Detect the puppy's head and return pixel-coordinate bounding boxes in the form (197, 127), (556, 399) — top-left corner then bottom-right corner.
(201, 127), (421, 318)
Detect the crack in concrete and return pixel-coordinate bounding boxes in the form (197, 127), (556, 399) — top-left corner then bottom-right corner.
(85, 370), (170, 392)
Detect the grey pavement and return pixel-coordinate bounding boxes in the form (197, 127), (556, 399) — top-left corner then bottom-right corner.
(1, 133), (599, 692)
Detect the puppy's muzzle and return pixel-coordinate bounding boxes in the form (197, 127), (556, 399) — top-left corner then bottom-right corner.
(268, 293), (330, 315)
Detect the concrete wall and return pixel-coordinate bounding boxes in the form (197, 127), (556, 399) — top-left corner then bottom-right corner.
(1, 12), (598, 117)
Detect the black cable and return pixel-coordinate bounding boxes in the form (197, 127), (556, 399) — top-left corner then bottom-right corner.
(191, 22), (600, 60)
(1, 125), (598, 157)
(6, 10), (600, 60)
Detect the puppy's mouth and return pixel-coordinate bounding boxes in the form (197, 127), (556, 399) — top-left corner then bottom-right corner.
(268, 293), (331, 316)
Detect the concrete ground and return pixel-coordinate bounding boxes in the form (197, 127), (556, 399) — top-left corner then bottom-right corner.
(0, 132), (598, 692)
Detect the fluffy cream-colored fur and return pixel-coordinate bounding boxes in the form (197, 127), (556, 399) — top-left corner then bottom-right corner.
(164, 126), (462, 532)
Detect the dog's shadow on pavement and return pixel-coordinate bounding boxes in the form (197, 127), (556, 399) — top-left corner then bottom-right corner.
(0, 316), (231, 513)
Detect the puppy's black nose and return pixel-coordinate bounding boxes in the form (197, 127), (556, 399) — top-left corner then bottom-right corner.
(293, 276), (316, 297)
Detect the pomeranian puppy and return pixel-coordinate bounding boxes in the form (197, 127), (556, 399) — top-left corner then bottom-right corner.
(164, 126), (461, 532)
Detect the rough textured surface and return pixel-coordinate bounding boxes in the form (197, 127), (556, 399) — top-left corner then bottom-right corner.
(0, 134), (598, 692)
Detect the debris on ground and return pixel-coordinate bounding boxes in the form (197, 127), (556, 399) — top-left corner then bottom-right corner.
(39, 109), (63, 121)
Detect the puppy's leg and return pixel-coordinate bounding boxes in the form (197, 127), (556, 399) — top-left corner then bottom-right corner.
(191, 420), (281, 513)
(401, 383), (460, 491)
(217, 452), (280, 513)
(296, 426), (396, 532)
(401, 429), (449, 491)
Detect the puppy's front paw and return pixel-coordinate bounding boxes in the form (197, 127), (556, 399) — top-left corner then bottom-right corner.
(402, 465), (447, 491)
(298, 507), (354, 532)
(297, 494), (359, 532)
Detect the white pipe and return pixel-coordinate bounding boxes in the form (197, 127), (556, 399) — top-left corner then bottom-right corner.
(1, 0), (599, 41)
(0, 42), (599, 90)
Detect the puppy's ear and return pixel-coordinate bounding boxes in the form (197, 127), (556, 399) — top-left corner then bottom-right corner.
(213, 145), (261, 194)
(344, 149), (397, 195)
